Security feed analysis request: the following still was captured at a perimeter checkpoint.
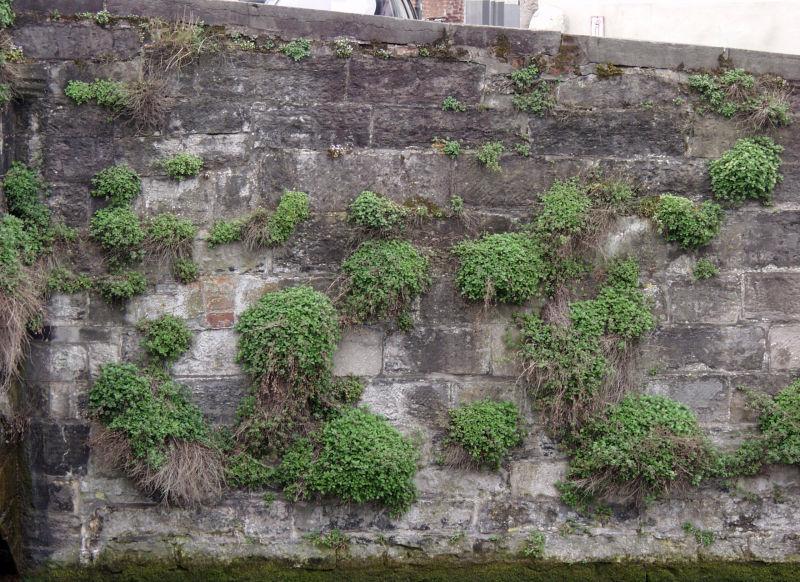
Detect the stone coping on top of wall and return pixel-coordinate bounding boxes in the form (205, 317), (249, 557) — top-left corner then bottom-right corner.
(13, 0), (800, 79)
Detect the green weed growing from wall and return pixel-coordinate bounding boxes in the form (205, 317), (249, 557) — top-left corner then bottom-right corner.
(348, 190), (409, 232)
(444, 399), (523, 469)
(652, 194), (723, 249)
(91, 165), (142, 207)
(709, 137), (783, 206)
(138, 314), (193, 365)
(160, 153), (204, 181)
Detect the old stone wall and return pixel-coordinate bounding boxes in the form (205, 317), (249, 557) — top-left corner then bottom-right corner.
(4, 0), (800, 571)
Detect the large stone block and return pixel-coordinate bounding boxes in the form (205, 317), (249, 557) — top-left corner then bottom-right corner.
(509, 460), (567, 499)
(710, 211), (800, 269)
(251, 103), (372, 149)
(333, 328), (384, 377)
(668, 275), (741, 324)
(182, 376), (250, 425)
(643, 325), (766, 372)
(347, 57), (484, 106)
(172, 329), (242, 377)
(360, 377), (452, 431)
(13, 22), (141, 61)
(27, 343), (89, 383)
(167, 97), (251, 135)
(769, 325), (800, 371)
(371, 108), (526, 149)
(383, 327), (491, 376)
(557, 73), (680, 109)
(28, 421), (91, 476)
(645, 374), (730, 424)
(528, 109), (687, 158)
(271, 214), (354, 275)
(744, 272), (800, 322)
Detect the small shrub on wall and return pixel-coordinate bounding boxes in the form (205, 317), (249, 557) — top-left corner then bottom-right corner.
(559, 394), (716, 509)
(348, 190), (409, 232)
(138, 314), (193, 365)
(444, 400), (523, 469)
(91, 165), (141, 207)
(89, 206), (146, 264)
(160, 153), (204, 180)
(652, 194), (723, 249)
(338, 239), (430, 327)
(709, 137), (783, 207)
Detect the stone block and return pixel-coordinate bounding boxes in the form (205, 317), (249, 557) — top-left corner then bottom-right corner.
(710, 211), (800, 269)
(643, 325), (766, 372)
(172, 329), (242, 377)
(415, 466), (506, 498)
(167, 97), (251, 135)
(347, 56), (483, 106)
(728, 372), (795, 423)
(509, 460), (567, 499)
(28, 421), (91, 476)
(361, 377), (452, 430)
(383, 327), (491, 376)
(744, 273), (800, 322)
(395, 499), (475, 532)
(769, 325), (800, 371)
(686, 116), (747, 159)
(251, 103), (372, 149)
(668, 275), (741, 324)
(487, 323), (520, 378)
(46, 294), (89, 324)
(557, 73), (680, 109)
(528, 109), (687, 158)
(371, 107), (526, 149)
(41, 135), (115, 182)
(271, 214), (353, 275)
(182, 376), (250, 425)
(645, 374), (730, 423)
(27, 343), (89, 383)
(333, 328), (384, 377)
(46, 382), (89, 421)
(13, 22), (141, 61)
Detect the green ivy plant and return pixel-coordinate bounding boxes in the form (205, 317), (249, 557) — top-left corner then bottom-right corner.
(453, 233), (544, 304)
(338, 239), (430, 326)
(160, 153), (204, 181)
(46, 267), (93, 294)
(2, 162), (53, 252)
(445, 400), (523, 469)
(652, 194), (724, 249)
(207, 219), (243, 247)
(65, 79), (129, 112)
(282, 38), (311, 61)
(145, 213), (197, 257)
(138, 314), (193, 364)
(89, 206), (145, 264)
(441, 96), (467, 112)
(0, 0), (15, 28)
(476, 141), (504, 172)
(348, 190), (409, 232)
(709, 137), (783, 206)
(95, 270), (147, 302)
(693, 258), (719, 280)
(91, 165), (141, 207)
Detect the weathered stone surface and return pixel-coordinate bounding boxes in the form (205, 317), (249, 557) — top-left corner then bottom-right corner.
(557, 73), (681, 109)
(333, 328), (384, 377)
(12, 22), (141, 61)
(509, 460), (567, 499)
(251, 104), (372, 149)
(668, 275), (741, 324)
(384, 327), (491, 376)
(643, 325), (766, 372)
(710, 211), (800, 269)
(172, 329), (242, 377)
(645, 375), (730, 424)
(768, 325), (800, 371)
(348, 57), (484, 106)
(28, 421), (91, 476)
(182, 376), (250, 425)
(744, 273), (800, 321)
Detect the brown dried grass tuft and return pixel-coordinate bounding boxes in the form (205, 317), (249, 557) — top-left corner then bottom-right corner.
(240, 208), (271, 251)
(146, 13), (222, 73)
(91, 425), (225, 507)
(0, 266), (44, 394)
(123, 75), (171, 132)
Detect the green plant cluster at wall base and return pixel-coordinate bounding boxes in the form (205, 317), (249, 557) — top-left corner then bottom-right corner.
(145, 213), (198, 257)
(445, 399), (523, 469)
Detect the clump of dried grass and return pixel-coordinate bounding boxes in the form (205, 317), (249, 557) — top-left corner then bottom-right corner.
(91, 425), (225, 507)
(0, 265), (44, 394)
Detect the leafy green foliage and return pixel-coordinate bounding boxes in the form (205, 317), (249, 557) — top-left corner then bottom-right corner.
(282, 38), (311, 61)
(512, 83), (555, 115)
(305, 529), (349, 553)
(277, 407), (419, 515)
(652, 194), (724, 249)
(683, 522), (715, 547)
(441, 96), (466, 112)
(561, 394), (716, 505)
(65, 79), (129, 111)
(265, 190), (310, 245)
(433, 138), (461, 158)
(91, 165), (141, 207)
(0, 215), (40, 294)
(0, 83), (11, 106)
(709, 137), (783, 206)
(515, 143), (531, 157)
(46, 267), (92, 294)
(173, 258), (199, 284)
(333, 39), (352, 58)
(522, 531), (545, 558)
(138, 314), (192, 364)
(453, 233), (544, 304)
(476, 141), (504, 172)
(160, 153), (203, 181)
(90, 206), (145, 263)
(95, 270), (147, 302)
(89, 362), (209, 468)
(339, 239), (430, 325)
(146, 212), (197, 250)
(348, 190), (409, 232)
(596, 63), (622, 78)
(449, 195), (464, 215)
(235, 286), (340, 385)
(0, 0), (14, 27)
(533, 178), (591, 239)
(225, 452), (275, 489)
(688, 69), (791, 127)
(207, 219), (243, 247)
(693, 258), (719, 280)
(510, 64), (540, 91)
(446, 400), (522, 469)
(2, 162), (53, 251)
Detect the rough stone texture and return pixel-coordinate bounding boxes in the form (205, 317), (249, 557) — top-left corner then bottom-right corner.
(5, 0), (800, 573)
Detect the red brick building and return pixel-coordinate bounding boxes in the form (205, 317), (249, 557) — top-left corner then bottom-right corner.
(417, 0), (464, 22)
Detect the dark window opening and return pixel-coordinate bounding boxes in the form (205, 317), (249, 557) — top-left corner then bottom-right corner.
(0, 535), (19, 576)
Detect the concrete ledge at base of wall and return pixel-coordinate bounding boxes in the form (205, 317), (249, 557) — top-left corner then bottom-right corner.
(13, 0), (800, 79)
